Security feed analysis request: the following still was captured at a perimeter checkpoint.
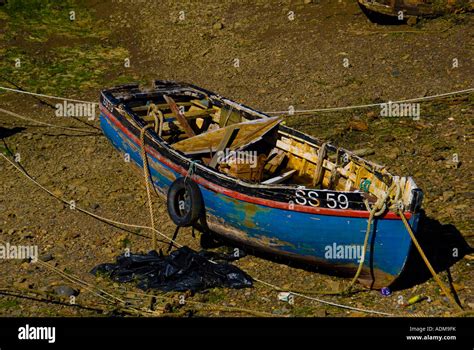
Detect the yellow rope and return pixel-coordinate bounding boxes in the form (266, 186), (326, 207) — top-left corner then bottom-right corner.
(345, 203), (376, 291)
(398, 210), (463, 311)
(140, 124), (158, 251)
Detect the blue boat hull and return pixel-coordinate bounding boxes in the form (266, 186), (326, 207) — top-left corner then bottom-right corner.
(100, 110), (420, 289)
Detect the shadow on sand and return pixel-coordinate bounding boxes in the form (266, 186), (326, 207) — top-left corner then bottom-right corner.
(391, 211), (472, 291)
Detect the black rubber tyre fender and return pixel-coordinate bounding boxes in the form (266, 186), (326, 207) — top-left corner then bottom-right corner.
(167, 177), (203, 227)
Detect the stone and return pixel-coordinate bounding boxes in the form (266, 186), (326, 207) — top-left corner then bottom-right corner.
(381, 135), (395, 142)
(391, 68), (401, 77)
(90, 203), (100, 210)
(407, 16), (418, 26)
(386, 147), (401, 160)
(40, 253), (54, 262)
(212, 22), (224, 30)
(442, 191), (455, 202)
(53, 285), (78, 297)
(348, 120), (368, 132)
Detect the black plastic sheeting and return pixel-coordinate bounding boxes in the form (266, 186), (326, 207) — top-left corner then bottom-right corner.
(90, 246), (252, 292)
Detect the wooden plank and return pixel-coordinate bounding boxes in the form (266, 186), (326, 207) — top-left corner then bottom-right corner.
(173, 117), (281, 154)
(262, 169), (297, 185)
(264, 149), (286, 174)
(164, 95), (196, 138)
(142, 108), (215, 121)
(230, 118), (281, 149)
(209, 126), (240, 169)
(276, 139), (387, 197)
(131, 102), (192, 112)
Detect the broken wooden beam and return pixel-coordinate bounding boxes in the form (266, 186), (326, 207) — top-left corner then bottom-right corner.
(164, 95), (196, 138)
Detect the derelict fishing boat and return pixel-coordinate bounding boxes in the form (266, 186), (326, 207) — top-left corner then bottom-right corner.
(99, 81), (423, 289)
(358, 0), (472, 21)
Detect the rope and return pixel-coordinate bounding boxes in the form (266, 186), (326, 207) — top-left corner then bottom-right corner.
(0, 86), (98, 104)
(0, 107), (97, 133)
(345, 202), (377, 291)
(185, 160), (198, 180)
(1, 85), (471, 116)
(264, 88), (474, 114)
(397, 210), (463, 311)
(0, 287), (108, 314)
(0, 153), (179, 247)
(127, 290), (276, 317)
(140, 125), (158, 251)
(251, 277), (393, 316)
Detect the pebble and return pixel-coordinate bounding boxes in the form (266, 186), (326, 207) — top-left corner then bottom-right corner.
(53, 285), (78, 297)
(386, 147), (401, 160)
(381, 135), (395, 142)
(90, 203), (100, 210)
(40, 253), (54, 262)
(442, 191), (455, 202)
(212, 22), (224, 30)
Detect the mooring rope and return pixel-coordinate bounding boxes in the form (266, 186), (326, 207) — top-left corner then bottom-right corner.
(0, 86), (99, 104)
(0, 153), (179, 247)
(0, 107), (97, 133)
(1, 85), (472, 115)
(140, 125), (158, 251)
(264, 88), (474, 114)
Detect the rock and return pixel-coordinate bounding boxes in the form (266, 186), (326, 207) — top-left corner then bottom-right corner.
(391, 68), (401, 77)
(212, 22), (224, 30)
(20, 231), (34, 239)
(432, 154), (445, 161)
(14, 278), (33, 290)
(381, 135), (395, 142)
(77, 186), (89, 195)
(40, 253), (54, 262)
(90, 203), (100, 210)
(366, 111), (377, 120)
(421, 144), (435, 154)
(442, 191), (455, 202)
(352, 148), (375, 157)
(53, 285), (78, 297)
(271, 307), (290, 315)
(386, 147), (401, 160)
(348, 120), (368, 132)
(407, 16), (417, 26)
(63, 232), (80, 240)
(303, 0), (312, 4)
